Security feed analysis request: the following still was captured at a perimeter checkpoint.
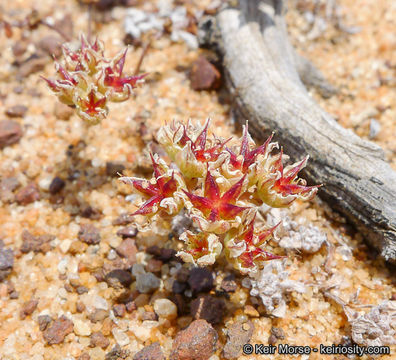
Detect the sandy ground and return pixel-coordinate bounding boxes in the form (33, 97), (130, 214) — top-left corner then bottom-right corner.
(0, 1), (394, 359)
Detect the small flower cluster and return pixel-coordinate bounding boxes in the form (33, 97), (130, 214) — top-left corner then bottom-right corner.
(42, 35), (145, 124)
(121, 120), (319, 274)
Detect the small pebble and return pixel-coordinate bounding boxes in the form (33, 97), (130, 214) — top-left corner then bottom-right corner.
(223, 320), (254, 359)
(0, 120), (23, 148)
(54, 102), (74, 120)
(188, 267), (214, 293)
(43, 316), (74, 345)
(112, 213), (133, 226)
(37, 35), (63, 57)
(90, 331), (110, 349)
(190, 295), (225, 325)
(116, 238), (137, 263)
(20, 298), (38, 319)
(38, 315), (53, 331)
(244, 305), (259, 317)
(136, 273), (160, 293)
(105, 269), (133, 288)
(0, 246), (14, 271)
(89, 309), (109, 323)
(189, 56), (221, 91)
(132, 263), (146, 277)
(74, 319), (92, 336)
(112, 328), (130, 346)
(170, 320), (217, 360)
(0, 177), (20, 203)
(153, 299), (178, 320)
(78, 224), (101, 245)
(369, 118), (381, 139)
(15, 183), (40, 205)
(116, 226), (138, 239)
(5, 105), (28, 118)
(133, 342), (165, 360)
(76, 301), (86, 313)
(113, 304), (126, 317)
(49, 177), (65, 194)
(17, 56), (47, 78)
(146, 258), (163, 273)
(220, 274), (237, 293)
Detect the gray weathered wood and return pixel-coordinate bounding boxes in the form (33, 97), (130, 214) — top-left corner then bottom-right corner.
(199, 0), (396, 263)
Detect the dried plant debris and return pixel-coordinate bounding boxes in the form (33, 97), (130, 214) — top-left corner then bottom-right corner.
(249, 259), (306, 318)
(344, 301), (396, 347)
(124, 5), (198, 49)
(267, 208), (327, 253)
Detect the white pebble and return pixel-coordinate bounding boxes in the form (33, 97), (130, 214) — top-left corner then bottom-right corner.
(74, 319), (91, 336)
(107, 249), (117, 260)
(59, 239), (72, 254)
(153, 299), (177, 320)
(57, 258), (68, 275)
(93, 296), (108, 310)
(38, 177), (52, 191)
(132, 263), (146, 277)
(112, 328), (130, 346)
(57, 287), (68, 300)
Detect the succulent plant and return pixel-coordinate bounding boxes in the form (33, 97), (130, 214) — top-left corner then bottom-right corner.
(42, 35), (145, 124)
(121, 120), (320, 274)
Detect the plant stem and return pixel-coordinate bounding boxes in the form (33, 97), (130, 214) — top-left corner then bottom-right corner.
(134, 42), (150, 75)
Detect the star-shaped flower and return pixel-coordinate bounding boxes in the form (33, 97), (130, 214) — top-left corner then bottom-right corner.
(121, 154), (181, 217)
(257, 149), (320, 207)
(178, 231), (222, 266)
(226, 123), (274, 173)
(102, 49), (146, 101)
(177, 119), (230, 163)
(271, 150), (319, 195)
(76, 89), (108, 123)
(226, 215), (283, 273)
(183, 170), (248, 222)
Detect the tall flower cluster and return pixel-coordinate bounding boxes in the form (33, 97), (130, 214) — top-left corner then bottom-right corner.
(42, 35), (145, 124)
(121, 120), (319, 274)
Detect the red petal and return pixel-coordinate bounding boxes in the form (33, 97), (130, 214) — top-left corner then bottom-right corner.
(183, 190), (213, 214)
(94, 96), (107, 108)
(129, 179), (158, 197)
(273, 148), (284, 175)
(218, 203), (247, 219)
(178, 125), (193, 146)
(257, 222), (281, 244)
(283, 156), (308, 182)
(195, 118), (210, 150)
(56, 64), (77, 85)
(204, 170), (220, 201)
(240, 123), (250, 157)
(221, 174), (246, 203)
(243, 215), (256, 245)
(162, 173), (178, 197)
(41, 76), (60, 91)
(243, 133), (273, 171)
(115, 49), (128, 75)
(132, 194), (163, 215)
(208, 208), (220, 222)
(225, 147), (241, 168)
(150, 153), (166, 189)
(254, 248), (285, 261)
